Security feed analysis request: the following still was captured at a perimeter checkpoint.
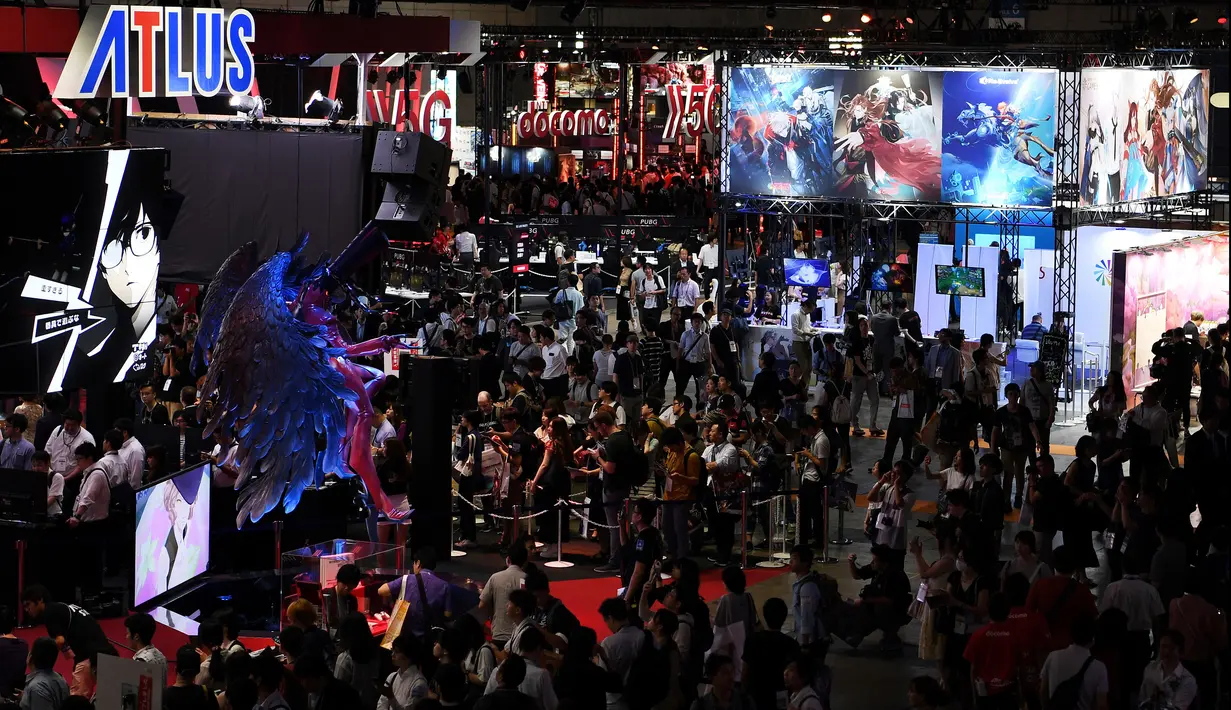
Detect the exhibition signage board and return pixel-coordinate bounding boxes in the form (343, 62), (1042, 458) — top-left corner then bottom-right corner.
(365, 88), (454, 145)
(724, 65), (1071, 208)
(515, 105), (614, 139)
(1077, 69), (1209, 206)
(56, 5), (255, 99)
(662, 84), (721, 141)
(1039, 332), (1067, 388)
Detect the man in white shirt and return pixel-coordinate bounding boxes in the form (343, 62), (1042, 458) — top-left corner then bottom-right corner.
(552, 273), (585, 355)
(209, 430), (241, 488)
(507, 327), (541, 380)
(636, 264), (666, 332)
(125, 613), (169, 687)
(791, 293), (820, 387)
(34, 452), (64, 517)
(1140, 630), (1199, 710)
(478, 543), (528, 646)
(598, 598), (645, 710)
(484, 630), (558, 710)
(113, 418), (146, 489)
(669, 268), (701, 320)
(539, 328), (569, 399)
(1040, 617), (1109, 710)
(68, 442), (111, 599)
(697, 235), (720, 279)
(1022, 361), (1055, 457)
(785, 656), (825, 710)
(796, 416), (831, 549)
(45, 410), (95, 482)
(95, 430), (129, 490)
(454, 223), (478, 272)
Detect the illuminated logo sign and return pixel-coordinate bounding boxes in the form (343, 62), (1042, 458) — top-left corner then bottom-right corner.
(56, 6), (255, 99)
(511, 223), (531, 274)
(365, 89), (454, 145)
(663, 84), (720, 140)
(515, 104), (613, 139)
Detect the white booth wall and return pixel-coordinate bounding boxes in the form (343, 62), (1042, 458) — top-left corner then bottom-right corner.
(914, 244), (1000, 340)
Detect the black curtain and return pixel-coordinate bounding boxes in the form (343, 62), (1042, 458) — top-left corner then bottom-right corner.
(127, 127), (364, 282)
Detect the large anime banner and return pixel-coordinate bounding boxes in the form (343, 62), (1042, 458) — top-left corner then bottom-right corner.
(0, 148), (167, 394)
(832, 70), (943, 202)
(941, 70), (1057, 207)
(1078, 69), (1209, 206)
(725, 66), (836, 197)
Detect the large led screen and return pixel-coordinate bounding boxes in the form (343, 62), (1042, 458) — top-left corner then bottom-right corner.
(941, 70), (1057, 207)
(0, 148), (168, 394)
(726, 66), (835, 197)
(833, 70), (943, 202)
(1078, 69), (1209, 206)
(134, 462), (212, 607)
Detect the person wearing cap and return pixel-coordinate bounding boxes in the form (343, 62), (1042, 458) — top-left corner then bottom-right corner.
(710, 307), (742, 388)
(679, 312), (712, 404)
(791, 292), (821, 389)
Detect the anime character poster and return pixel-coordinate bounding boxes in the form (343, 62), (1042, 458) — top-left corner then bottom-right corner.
(940, 70), (1057, 207)
(1078, 69), (1209, 206)
(0, 148), (169, 394)
(832, 70), (943, 202)
(725, 66), (835, 197)
(134, 462), (212, 606)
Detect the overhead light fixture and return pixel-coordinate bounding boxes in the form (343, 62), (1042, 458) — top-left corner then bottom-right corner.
(765, 24), (774, 31)
(34, 83), (68, 135)
(1218, 14), (1227, 23)
(559, 0), (587, 24)
(0, 95), (37, 147)
(651, 45), (659, 50)
(230, 94), (265, 119)
(905, 15), (915, 24)
(860, 12), (873, 23)
(1174, 7), (1197, 24)
(821, 12), (833, 22)
(436, 68), (447, 80)
(304, 90), (342, 121)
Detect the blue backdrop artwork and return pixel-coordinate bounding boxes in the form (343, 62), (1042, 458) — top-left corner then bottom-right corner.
(725, 66), (835, 197)
(941, 70), (1057, 207)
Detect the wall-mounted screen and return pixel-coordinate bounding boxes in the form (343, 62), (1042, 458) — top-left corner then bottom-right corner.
(1078, 69), (1209, 206)
(935, 265), (987, 297)
(941, 70), (1057, 207)
(868, 261), (914, 292)
(783, 258), (831, 288)
(134, 462), (212, 607)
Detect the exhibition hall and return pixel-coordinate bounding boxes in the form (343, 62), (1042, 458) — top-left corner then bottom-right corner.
(0, 2), (1227, 709)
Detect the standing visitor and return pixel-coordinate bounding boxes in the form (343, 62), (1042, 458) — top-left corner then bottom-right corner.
(791, 294), (820, 388)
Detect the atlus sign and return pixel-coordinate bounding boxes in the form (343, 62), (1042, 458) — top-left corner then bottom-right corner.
(662, 84), (720, 141)
(515, 104), (613, 139)
(56, 6), (256, 99)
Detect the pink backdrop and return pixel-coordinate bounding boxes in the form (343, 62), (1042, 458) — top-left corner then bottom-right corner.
(1119, 232), (1229, 396)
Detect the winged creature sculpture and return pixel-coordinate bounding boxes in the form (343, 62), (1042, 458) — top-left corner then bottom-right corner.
(198, 225), (407, 528)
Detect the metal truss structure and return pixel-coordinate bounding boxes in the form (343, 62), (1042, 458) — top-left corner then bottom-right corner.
(1052, 59), (1081, 416)
(127, 113), (363, 134)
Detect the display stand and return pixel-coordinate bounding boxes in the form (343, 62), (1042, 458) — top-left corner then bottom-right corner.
(543, 506), (574, 569)
(755, 494), (786, 569)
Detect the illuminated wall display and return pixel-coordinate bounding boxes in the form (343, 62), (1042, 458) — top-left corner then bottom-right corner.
(56, 5), (256, 99)
(515, 105), (614, 139)
(662, 84), (721, 140)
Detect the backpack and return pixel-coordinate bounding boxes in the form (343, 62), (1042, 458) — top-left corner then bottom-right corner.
(607, 430), (650, 490)
(623, 631), (670, 710)
(554, 289), (576, 321)
(1047, 655), (1095, 710)
(831, 391), (851, 424)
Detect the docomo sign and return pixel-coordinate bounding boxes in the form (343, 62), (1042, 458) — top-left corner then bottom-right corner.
(365, 89), (454, 145)
(663, 84), (720, 141)
(516, 106), (613, 139)
(57, 6), (255, 99)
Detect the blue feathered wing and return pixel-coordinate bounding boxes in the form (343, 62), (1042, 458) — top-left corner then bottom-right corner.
(192, 241), (260, 378)
(200, 252), (356, 528)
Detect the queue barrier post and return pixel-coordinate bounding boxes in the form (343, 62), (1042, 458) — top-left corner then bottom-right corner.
(756, 494), (786, 569)
(451, 500), (467, 558)
(544, 502), (574, 569)
(512, 505), (521, 546)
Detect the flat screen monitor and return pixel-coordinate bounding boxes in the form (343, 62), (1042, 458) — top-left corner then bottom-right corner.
(868, 262), (914, 292)
(134, 462), (212, 607)
(783, 259), (831, 288)
(935, 265), (987, 297)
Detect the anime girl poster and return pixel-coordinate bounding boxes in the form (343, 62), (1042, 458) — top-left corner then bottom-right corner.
(134, 463), (212, 606)
(725, 66), (835, 197)
(832, 70), (943, 202)
(1078, 68), (1209, 206)
(940, 70), (1057, 207)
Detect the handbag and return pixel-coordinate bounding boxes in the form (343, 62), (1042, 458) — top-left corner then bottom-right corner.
(452, 432), (476, 480)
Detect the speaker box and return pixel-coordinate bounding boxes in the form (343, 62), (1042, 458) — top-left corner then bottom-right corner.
(375, 179), (444, 238)
(408, 357), (456, 556)
(371, 131), (451, 184)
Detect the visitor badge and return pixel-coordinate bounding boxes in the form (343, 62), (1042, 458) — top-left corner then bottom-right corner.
(163, 378), (172, 392)
(954, 616), (968, 635)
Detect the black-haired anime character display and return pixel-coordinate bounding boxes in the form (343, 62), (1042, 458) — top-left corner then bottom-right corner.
(941, 70), (1057, 207)
(832, 70), (943, 202)
(1078, 69), (1209, 206)
(1, 148), (169, 394)
(725, 66), (835, 197)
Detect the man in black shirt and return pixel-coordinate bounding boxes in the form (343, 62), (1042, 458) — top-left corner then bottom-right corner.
(582, 261), (604, 302)
(525, 568), (579, 652)
(838, 544), (911, 651)
(1028, 454), (1067, 564)
(594, 411), (637, 574)
(990, 383), (1040, 510)
(621, 499), (662, 614)
(475, 655), (539, 710)
(613, 334), (646, 418)
(294, 652), (363, 710)
(22, 585), (117, 690)
(743, 598), (801, 710)
(709, 308), (741, 384)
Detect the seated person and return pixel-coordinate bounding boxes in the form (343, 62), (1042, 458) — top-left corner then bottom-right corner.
(829, 544), (912, 652)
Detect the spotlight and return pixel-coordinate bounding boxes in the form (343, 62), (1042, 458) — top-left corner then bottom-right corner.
(905, 15), (915, 24)
(766, 6), (777, 19)
(230, 94), (265, 119)
(367, 68), (380, 85)
(34, 99), (68, 133)
(821, 12), (832, 22)
(860, 12), (872, 23)
(765, 24), (774, 31)
(1219, 15), (1227, 24)
(72, 99), (106, 127)
(387, 67), (403, 84)
(1174, 7), (1197, 24)
(0, 95), (37, 147)
(304, 90), (342, 121)
(436, 68), (447, 81)
(518, 48), (527, 59)
(559, 0), (587, 24)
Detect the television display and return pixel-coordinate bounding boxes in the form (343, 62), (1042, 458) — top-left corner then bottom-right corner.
(935, 265), (987, 297)
(868, 261), (914, 292)
(783, 259), (831, 288)
(134, 463), (212, 607)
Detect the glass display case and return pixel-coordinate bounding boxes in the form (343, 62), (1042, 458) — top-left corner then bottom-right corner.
(282, 538), (404, 586)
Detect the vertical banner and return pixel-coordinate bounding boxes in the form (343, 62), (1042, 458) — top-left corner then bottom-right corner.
(833, 70), (943, 202)
(725, 66), (835, 197)
(1078, 69), (1209, 205)
(940, 70), (1057, 207)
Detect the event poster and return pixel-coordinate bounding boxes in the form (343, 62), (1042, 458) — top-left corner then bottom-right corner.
(832, 70), (943, 202)
(1078, 69), (1210, 206)
(941, 70), (1057, 207)
(726, 66), (836, 197)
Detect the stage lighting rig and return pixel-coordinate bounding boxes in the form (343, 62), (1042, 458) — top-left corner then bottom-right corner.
(304, 90), (342, 121)
(230, 94), (266, 120)
(0, 95), (37, 148)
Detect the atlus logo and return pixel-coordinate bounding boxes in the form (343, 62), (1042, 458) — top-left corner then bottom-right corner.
(515, 103), (612, 139)
(56, 6), (256, 99)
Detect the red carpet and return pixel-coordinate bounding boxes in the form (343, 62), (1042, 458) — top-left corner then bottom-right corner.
(552, 566), (790, 640)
